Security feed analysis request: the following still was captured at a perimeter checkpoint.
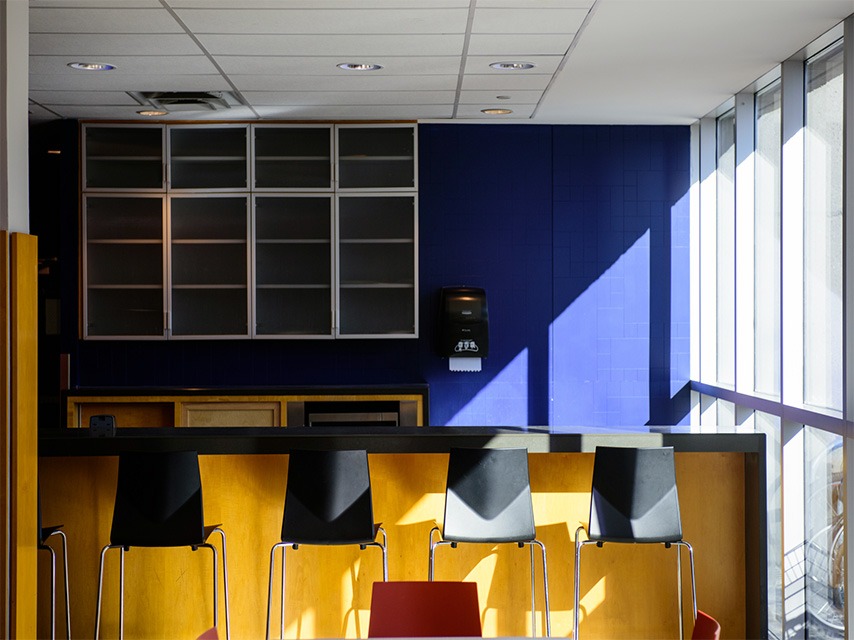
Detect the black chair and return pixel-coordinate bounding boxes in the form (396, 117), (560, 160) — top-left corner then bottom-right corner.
(39, 497), (71, 640)
(429, 447), (550, 637)
(574, 446), (696, 639)
(266, 449), (388, 640)
(94, 450), (230, 640)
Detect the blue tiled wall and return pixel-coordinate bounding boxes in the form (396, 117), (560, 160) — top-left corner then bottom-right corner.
(64, 123), (690, 427)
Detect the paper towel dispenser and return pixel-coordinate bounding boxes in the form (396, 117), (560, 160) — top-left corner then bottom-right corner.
(438, 287), (488, 370)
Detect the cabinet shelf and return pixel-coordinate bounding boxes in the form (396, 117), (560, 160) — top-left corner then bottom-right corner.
(340, 283), (415, 289)
(172, 284), (248, 290)
(88, 284), (162, 290)
(257, 156), (328, 161)
(171, 156), (245, 162)
(339, 155), (414, 161)
(257, 284), (331, 290)
(256, 239), (330, 245)
(340, 238), (413, 244)
(88, 155), (161, 162)
(171, 239), (245, 245)
(88, 239), (161, 245)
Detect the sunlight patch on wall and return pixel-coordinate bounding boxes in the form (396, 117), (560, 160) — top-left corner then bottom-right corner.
(551, 232), (651, 427)
(448, 349), (528, 426)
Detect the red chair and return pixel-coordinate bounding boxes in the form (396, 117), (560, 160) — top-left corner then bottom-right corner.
(691, 610), (721, 640)
(368, 581), (482, 637)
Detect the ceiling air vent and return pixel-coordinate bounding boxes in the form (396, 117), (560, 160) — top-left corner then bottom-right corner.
(128, 91), (240, 112)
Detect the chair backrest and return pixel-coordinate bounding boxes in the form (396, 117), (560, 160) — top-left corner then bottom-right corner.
(282, 449), (377, 544)
(110, 450), (206, 547)
(691, 610), (721, 640)
(442, 447), (536, 543)
(368, 581), (481, 638)
(588, 446), (683, 543)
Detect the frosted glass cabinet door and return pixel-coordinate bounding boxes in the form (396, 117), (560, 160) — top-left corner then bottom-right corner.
(169, 125), (249, 191)
(336, 125), (416, 190)
(83, 124), (164, 190)
(253, 125), (333, 190)
(337, 194), (417, 336)
(170, 195), (250, 337)
(84, 195), (166, 337)
(254, 195), (334, 337)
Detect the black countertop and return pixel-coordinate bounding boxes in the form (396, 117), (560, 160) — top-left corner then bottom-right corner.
(39, 426), (765, 456)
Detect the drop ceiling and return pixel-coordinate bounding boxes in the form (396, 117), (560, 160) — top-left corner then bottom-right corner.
(27, 0), (854, 125)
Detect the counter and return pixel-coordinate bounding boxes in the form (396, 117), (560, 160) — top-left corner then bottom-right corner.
(37, 428), (765, 639)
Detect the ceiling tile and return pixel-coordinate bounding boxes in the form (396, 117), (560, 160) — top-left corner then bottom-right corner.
(242, 90), (455, 106)
(28, 102), (62, 121)
(455, 103), (535, 118)
(170, 0), (468, 7)
(461, 73), (551, 90)
(174, 8), (469, 34)
(56, 104), (260, 120)
(29, 73), (231, 92)
(464, 55), (561, 75)
(467, 34), (572, 56)
(476, 0), (594, 8)
(197, 33), (464, 57)
(30, 7), (184, 33)
(31, 0), (161, 6)
(216, 55), (461, 76)
(30, 55), (218, 75)
(472, 8), (588, 34)
(458, 90), (542, 104)
(29, 90), (141, 106)
(231, 74), (458, 91)
(30, 34), (203, 57)
(254, 105), (452, 119)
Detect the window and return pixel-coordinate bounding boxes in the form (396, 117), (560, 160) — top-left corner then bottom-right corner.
(753, 81), (782, 398)
(716, 110), (736, 387)
(803, 42), (844, 412)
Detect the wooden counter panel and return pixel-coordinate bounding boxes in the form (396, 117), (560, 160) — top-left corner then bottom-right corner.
(38, 451), (748, 639)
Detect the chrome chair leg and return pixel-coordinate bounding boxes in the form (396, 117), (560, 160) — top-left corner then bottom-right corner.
(529, 543), (535, 635)
(213, 527), (231, 640)
(94, 544), (112, 640)
(574, 527), (597, 640)
(41, 543), (56, 640)
(266, 542), (286, 640)
(54, 530), (71, 640)
(531, 539), (550, 637)
(119, 546), (125, 640)
(428, 527), (441, 580)
(280, 546), (286, 640)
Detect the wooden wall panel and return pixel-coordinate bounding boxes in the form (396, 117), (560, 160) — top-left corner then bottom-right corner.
(10, 233), (39, 639)
(38, 450), (748, 639)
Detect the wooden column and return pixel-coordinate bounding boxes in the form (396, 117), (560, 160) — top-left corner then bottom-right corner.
(2, 232), (39, 638)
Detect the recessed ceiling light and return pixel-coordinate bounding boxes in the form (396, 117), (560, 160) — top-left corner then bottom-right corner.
(67, 62), (115, 71)
(337, 63), (383, 71)
(481, 108), (513, 115)
(489, 62), (535, 71)
(137, 109), (168, 117)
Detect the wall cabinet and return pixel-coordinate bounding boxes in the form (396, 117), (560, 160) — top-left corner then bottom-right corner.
(81, 123), (417, 339)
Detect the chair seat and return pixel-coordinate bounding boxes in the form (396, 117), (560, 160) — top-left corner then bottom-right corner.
(368, 581), (481, 638)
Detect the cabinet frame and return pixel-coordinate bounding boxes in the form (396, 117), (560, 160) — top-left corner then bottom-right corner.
(80, 121), (418, 340)
(335, 123), (418, 193)
(251, 193), (336, 339)
(251, 123), (334, 192)
(82, 123), (166, 192)
(167, 193), (252, 339)
(334, 192), (419, 338)
(82, 192), (168, 339)
(167, 123), (251, 193)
